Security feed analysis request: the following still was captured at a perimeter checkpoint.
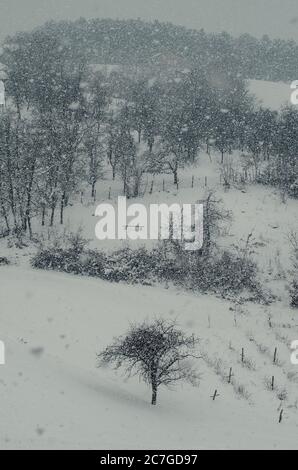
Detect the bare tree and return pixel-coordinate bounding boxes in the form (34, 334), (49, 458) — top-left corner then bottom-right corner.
(83, 125), (104, 198)
(97, 319), (200, 405)
(201, 190), (232, 255)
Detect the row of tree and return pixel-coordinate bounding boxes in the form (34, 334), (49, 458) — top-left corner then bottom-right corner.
(4, 18), (298, 82)
(0, 29), (298, 237)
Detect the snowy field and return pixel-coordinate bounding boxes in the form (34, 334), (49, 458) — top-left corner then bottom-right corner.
(249, 80), (292, 110)
(1, 266), (298, 450)
(1, 80), (298, 449)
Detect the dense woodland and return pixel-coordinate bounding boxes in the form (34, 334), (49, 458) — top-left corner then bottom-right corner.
(3, 18), (298, 81)
(0, 19), (298, 239)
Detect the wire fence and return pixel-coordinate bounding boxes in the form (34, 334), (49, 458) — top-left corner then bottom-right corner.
(78, 167), (264, 206)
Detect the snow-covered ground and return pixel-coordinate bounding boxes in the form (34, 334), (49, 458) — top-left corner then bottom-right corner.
(1, 80), (298, 449)
(1, 266), (298, 449)
(249, 79), (292, 110)
(29, 150), (298, 286)
(1, 150), (298, 449)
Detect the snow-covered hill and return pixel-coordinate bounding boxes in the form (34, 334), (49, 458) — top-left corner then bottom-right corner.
(1, 266), (298, 449)
(1, 78), (298, 448)
(249, 80), (292, 110)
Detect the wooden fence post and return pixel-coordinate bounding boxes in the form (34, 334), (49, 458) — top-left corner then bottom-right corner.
(149, 180), (154, 195)
(211, 390), (219, 401)
(273, 347), (278, 364)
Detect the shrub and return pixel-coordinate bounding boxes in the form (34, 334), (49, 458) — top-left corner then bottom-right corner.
(290, 280), (298, 308)
(31, 238), (266, 300)
(185, 248), (263, 299)
(32, 248), (78, 272)
(105, 247), (157, 283)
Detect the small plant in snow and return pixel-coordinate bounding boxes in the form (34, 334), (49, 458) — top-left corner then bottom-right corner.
(234, 383), (251, 401)
(239, 355), (257, 371)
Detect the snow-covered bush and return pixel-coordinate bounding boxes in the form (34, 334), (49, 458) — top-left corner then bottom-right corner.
(0, 256), (9, 265)
(187, 249), (263, 299)
(32, 248), (82, 273)
(103, 247), (157, 283)
(31, 241), (265, 299)
(288, 230), (298, 308)
(290, 280), (298, 308)
(32, 228), (266, 300)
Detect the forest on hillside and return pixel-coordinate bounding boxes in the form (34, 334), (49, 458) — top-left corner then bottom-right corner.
(0, 19), (298, 240)
(2, 18), (298, 82)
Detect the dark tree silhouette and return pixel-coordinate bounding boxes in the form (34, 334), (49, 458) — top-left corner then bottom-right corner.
(97, 319), (200, 405)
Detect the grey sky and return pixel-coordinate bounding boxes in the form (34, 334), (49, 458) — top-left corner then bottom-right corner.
(1, 0), (298, 42)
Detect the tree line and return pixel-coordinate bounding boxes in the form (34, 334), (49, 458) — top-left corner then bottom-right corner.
(0, 30), (298, 237)
(3, 18), (298, 82)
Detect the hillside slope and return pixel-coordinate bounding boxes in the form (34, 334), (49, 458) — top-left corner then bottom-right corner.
(0, 266), (298, 449)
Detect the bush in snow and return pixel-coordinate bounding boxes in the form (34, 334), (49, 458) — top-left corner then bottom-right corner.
(288, 230), (298, 308)
(31, 241), (265, 299)
(160, 234), (266, 301)
(31, 226), (267, 300)
(188, 249), (262, 298)
(97, 318), (200, 405)
(290, 280), (298, 308)
(103, 247), (158, 283)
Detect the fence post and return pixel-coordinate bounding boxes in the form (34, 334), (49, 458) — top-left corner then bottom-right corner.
(273, 347), (278, 364)
(211, 390), (219, 401)
(149, 180), (154, 195)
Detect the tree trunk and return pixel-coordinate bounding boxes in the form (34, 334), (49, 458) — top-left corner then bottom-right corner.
(91, 181), (96, 198)
(27, 216), (32, 239)
(173, 169), (178, 186)
(50, 205), (55, 227)
(151, 370), (158, 405)
(25, 180), (34, 238)
(16, 101), (21, 120)
(0, 202), (10, 233)
(41, 205), (46, 227)
(151, 381), (157, 405)
(148, 137), (154, 153)
(60, 193), (65, 225)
